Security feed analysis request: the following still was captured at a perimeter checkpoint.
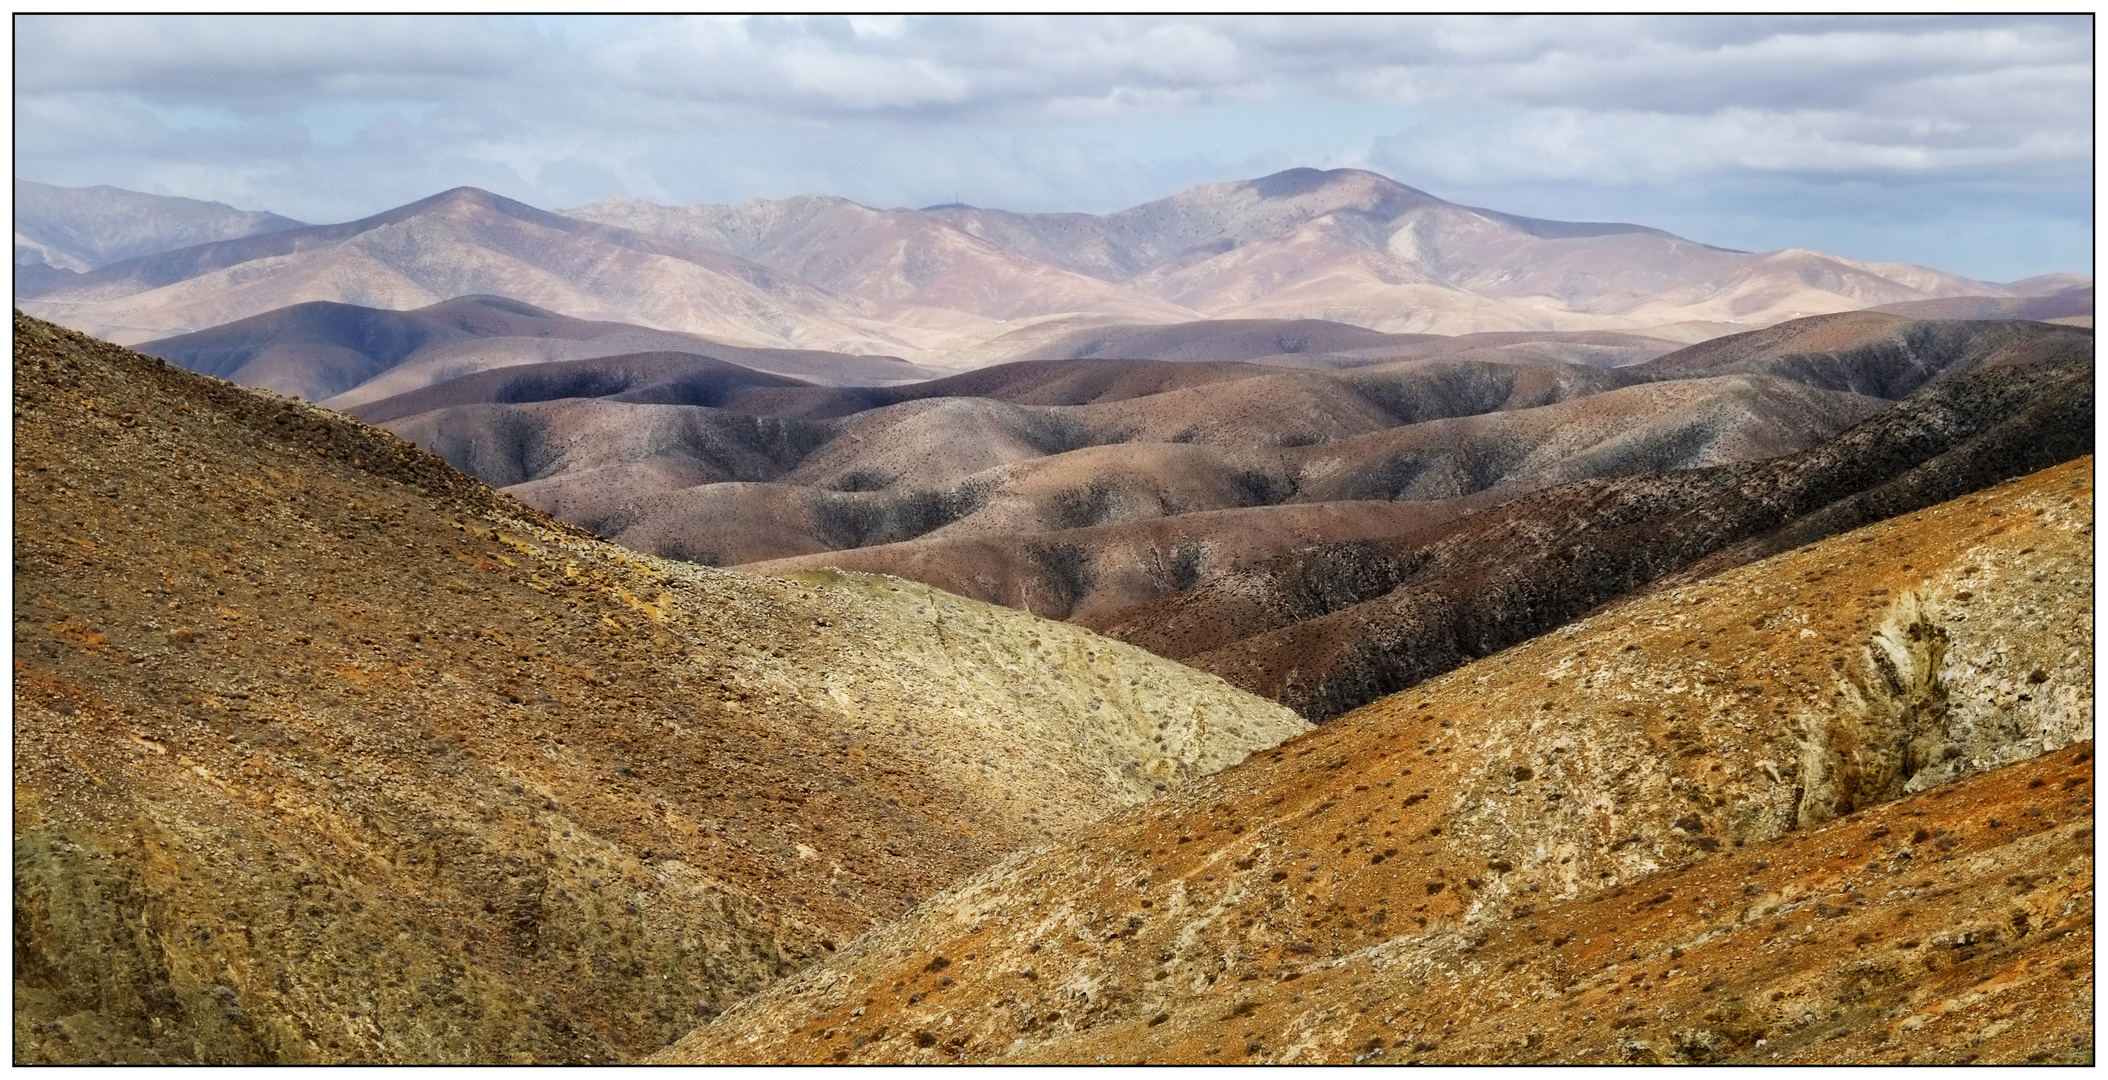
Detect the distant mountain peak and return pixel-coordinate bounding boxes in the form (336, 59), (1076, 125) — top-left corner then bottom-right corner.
(1243, 166), (1431, 200)
(13, 178), (308, 272)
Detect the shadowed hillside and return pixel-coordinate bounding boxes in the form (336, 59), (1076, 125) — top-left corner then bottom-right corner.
(131, 295), (944, 403)
(1098, 356), (2092, 720)
(1637, 313), (2093, 398)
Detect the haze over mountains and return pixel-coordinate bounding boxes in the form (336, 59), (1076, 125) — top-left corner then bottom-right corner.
(13, 179), (307, 291)
(19, 169), (2075, 365)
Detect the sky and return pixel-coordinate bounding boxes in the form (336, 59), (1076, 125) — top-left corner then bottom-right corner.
(13, 13), (2095, 282)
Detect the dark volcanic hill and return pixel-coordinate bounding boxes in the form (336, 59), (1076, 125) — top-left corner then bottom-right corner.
(355, 353), (1291, 428)
(1097, 355), (2093, 720)
(11, 312), (1305, 1064)
(379, 359), (1872, 575)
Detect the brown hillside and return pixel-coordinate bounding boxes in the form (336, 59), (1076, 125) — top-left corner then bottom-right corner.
(365, 320), (2081, 628)
(1638, 313), (2092, 399)
(1869, 284), (2091, 323)
(660, 458), (2095, 1064)
(517, 369), (1865, 575)
(1103, 357), (2092, 720)
(10, 313), (1307, 1064)
(743, 500), (1480, 624)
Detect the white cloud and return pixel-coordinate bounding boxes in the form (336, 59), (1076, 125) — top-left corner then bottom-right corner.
(15, 14), (533, 103)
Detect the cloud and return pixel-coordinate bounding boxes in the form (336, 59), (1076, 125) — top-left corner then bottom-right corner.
(10, 14), (2092, 279)
(15, 14), (534, 103)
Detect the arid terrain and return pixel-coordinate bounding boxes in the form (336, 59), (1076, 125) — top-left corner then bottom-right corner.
(663, 458), (2096, 1064)
(12, 313), (1306, 1063)
(10, 168), (2093, 1069)
(1099, 351), (2093, 720)
(270, 314), (2088, 670)
(131, 295), (948, 405)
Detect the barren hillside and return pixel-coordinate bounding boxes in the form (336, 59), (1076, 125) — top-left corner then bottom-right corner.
(11, 313), (1307, 1064)
(14, 179), (306, 278)
(661, 458), (2095, 1065)
(1104, 357), (2092, 720)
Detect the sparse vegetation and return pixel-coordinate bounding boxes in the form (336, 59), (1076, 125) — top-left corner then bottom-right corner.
(10, 313), (1307, 1065)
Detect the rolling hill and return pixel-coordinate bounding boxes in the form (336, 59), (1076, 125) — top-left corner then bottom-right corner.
(12, 312), (1308, 1064)
(659, 457), (2096, 1064)
(367, 355), (1880, 579)
(1099, 353), (2093, 720)
(318, 317), (2082, 656)
(128, 295), (947, 403)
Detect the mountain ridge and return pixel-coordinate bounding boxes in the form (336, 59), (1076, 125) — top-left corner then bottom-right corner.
(24, 168), (2074, 365)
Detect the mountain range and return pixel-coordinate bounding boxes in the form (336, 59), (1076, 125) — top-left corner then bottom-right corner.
(19, 170), (2083, 364)
(13, 179), (307, 291)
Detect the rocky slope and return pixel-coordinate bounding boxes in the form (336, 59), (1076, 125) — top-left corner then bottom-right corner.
(1101, 355), (2093, 720)
(11, 313), (1308, 1064)
(659, 458), (2095, 1064)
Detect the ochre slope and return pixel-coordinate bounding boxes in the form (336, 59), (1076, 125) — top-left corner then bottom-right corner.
(10, 313), (1307, 1064)
(658, 458), (2093, 1064)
